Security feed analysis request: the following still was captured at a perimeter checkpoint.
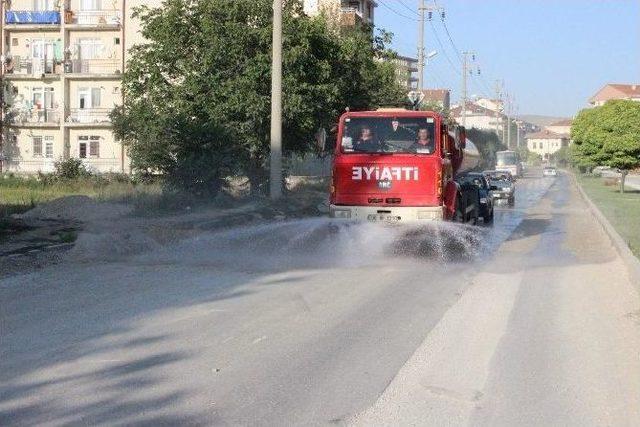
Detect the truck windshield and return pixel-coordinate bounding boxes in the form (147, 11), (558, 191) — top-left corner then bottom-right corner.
(340, 116), (436, 154)
(496, 151), (518, 166)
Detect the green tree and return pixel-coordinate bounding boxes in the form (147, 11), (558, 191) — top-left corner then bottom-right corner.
(571, 100), (640, 192)
(112, 0), (406, 195)
(465, 128), (507, 170)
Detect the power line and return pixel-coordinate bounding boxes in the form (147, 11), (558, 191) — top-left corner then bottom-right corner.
(378, 0), (419, 21)
(428, 21), (461, 76)
(397, 0), (419, 16)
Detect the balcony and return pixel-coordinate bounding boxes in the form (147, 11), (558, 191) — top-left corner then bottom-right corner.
(4, 10), (61, 28)
(340, 7), (371, 27)
(64, 9), (121, 29)
(66, 108), (112, 126)
(5, 56), (62, 78)
(63, 59), (121, 77)
(6, 108), (61, 127)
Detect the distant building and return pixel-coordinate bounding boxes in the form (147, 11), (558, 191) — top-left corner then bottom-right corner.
(545, 119), (572, 137)
(525, 130), (569, 160)
(421, 89), (450, 111)
(589, 84), (640, 107)
(389, 55), (418, 91)
(303, 0), (377, 27)
(476, 97), (503, 114)
(451, 101), (505, 134)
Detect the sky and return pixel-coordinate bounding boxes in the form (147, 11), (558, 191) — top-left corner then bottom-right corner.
(375, 0), (640, 117)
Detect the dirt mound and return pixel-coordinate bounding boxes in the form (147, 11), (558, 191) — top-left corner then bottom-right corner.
(19, 195), (132, 223)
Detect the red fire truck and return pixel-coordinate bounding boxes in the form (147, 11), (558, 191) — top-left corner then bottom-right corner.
(329, 109), (481, 223)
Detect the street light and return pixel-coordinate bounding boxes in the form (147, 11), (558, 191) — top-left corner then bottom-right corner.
(270, 0), (283, 200)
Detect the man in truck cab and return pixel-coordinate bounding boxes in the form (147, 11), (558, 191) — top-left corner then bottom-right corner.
(353, 126), (380, 152)
(409, 128), (434, 153)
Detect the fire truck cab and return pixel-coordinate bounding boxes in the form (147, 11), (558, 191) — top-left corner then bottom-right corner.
(329, 109), (480, 223)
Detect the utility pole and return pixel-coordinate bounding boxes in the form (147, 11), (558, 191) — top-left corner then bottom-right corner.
(506, 94), (511, 149)
(494, 80), (502, 141)
(461, 51), (474, 127)
(417, 0), (425, 92)
(501, 90), (507, 145)
(270, 0), (283, 200)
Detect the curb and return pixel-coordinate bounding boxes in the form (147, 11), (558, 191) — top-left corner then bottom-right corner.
(570, 172), (640, 290)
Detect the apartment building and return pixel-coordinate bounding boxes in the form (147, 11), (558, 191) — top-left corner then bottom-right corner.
(390, 55), (418, 91)
(0, 0), (160, 175)
(304, 0), (376, 27)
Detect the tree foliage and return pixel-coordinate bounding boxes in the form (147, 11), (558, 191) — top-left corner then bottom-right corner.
(572, 100), (640, 171)
(465, 128), (507, 170)
(112, 0), (406, 195)
(571, 100), (640, 192)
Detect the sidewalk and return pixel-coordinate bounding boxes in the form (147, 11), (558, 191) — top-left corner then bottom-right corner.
(626, 175), (640, 191)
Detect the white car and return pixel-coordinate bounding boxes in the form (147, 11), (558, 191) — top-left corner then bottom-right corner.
(543, 166), (557, 177)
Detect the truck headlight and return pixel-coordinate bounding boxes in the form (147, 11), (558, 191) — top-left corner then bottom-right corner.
(332, 209), (351, 219)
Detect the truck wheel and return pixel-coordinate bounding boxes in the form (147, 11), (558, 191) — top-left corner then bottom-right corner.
(454, 207), (463, 223)
(484, 208), (494, 225)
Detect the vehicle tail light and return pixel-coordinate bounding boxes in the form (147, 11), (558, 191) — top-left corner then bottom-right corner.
(436, 170), (443, 197)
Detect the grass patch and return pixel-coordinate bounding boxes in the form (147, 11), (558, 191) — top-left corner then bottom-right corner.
(576, 174), (640, 257)
(0, 175), (162, 218)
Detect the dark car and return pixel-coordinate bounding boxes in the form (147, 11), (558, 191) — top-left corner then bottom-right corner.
(457, 172), (494, 224)
(483, 170), (515, 183)
(489, 178), (515, 207)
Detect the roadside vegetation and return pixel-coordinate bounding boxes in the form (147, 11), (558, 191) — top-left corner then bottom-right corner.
(571, 99), (640, 192)
(0, 159), (161, 219)
(569, 100), (640, 257)
(576, 174), (640, 257)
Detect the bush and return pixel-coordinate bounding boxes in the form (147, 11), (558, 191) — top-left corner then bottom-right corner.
(54, 158), (92, 180)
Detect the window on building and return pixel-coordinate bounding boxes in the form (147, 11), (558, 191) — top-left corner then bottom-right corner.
(44, 136), (54, 158)
(79, 135), (100, 158)
(78, 87), (102, 109)
(33, 136), (43, 157)
(89, 137), (100, 158)
(32, 87), (55, 109)
(34, 0), (56, 11)
(78, 38), (105, 60)
(80, 0), (102, 10)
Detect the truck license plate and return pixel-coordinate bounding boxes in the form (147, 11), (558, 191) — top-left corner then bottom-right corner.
(367, 214), (400, 221)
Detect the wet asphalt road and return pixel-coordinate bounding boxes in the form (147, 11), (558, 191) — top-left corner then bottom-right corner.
(1, 170), (639, 426)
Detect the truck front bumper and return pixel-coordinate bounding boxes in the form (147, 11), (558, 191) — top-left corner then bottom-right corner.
(329, 205), (445, 222)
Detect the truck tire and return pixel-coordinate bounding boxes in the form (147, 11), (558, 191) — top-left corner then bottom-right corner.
(485, 208), (494, 225)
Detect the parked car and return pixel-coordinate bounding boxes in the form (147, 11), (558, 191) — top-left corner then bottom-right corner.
(489, 177), (515, 207)
(457, 172), (494, 224)
(484, 170), (515, 183)
(543, 166), (557, 177)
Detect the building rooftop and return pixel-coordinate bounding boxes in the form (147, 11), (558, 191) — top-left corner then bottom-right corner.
(451, 101), (504, 118)
(589, 83), (640, 104)
(525, 130), (568, 140)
